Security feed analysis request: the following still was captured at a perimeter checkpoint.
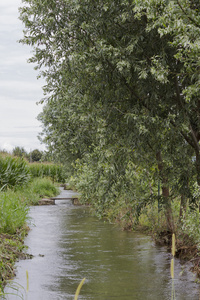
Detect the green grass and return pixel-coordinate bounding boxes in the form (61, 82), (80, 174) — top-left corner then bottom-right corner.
(0, 191), (29, 235)
(0, 178), (59, 234)
(0, 188), (30, 290)
(28, 177), (59, 202)
(15, 177), (60, 205)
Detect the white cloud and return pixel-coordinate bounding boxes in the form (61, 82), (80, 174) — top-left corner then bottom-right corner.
(0, 0), (46, 152)
(0, 98), (44, 130)
(0, 97), (45, 152)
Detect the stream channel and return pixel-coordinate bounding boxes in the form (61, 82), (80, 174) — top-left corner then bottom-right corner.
(5, 188), (200, 299)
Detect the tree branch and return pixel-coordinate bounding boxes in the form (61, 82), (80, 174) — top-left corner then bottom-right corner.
(176, 0), (200, 29)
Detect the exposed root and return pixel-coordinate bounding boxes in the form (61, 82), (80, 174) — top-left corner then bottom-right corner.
(154, 230), (200, 277)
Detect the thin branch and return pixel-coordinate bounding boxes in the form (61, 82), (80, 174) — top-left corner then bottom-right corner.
(176, 0), (200, 29)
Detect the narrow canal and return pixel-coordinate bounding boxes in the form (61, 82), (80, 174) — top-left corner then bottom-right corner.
(5, 188), (200, 299)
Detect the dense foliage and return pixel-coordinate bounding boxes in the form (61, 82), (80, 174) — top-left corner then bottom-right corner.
(19, 0), (200, 233)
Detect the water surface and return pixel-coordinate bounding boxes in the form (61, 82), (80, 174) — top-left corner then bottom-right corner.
(5, 188), (200, 299)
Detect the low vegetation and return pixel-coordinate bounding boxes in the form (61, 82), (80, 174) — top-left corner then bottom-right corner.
(0, 191), (29, 235)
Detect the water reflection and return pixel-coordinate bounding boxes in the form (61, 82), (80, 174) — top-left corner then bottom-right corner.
(5, 189), (200, 299)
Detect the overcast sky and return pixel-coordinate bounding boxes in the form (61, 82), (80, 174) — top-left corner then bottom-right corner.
(0, 0), (46, 152)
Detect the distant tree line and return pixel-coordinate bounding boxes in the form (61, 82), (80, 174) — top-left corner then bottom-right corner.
(0, 147), (52, 163)
(12, 147), (43, 162)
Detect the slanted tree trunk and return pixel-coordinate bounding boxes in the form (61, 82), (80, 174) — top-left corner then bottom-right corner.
(156, 151), (174, 233)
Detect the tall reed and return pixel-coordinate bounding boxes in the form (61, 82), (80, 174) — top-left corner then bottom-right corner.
(28, 163), (65, 183)
(0, 155), (30, 190)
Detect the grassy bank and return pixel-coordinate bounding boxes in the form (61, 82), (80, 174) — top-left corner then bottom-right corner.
(0, 177), (60, 291)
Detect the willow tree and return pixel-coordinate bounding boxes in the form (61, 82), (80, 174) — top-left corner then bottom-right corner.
(19, 0), (199, 231)
(134, 0), (200, 182)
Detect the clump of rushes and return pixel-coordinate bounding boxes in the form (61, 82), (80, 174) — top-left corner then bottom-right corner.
(0, 155), (30, 190)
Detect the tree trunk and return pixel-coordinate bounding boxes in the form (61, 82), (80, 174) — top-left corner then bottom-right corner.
(196, 152), (200, 187)
(179, 194), (187, 220)
(195, 151), (200, 212)
(156, 151), (174, 233)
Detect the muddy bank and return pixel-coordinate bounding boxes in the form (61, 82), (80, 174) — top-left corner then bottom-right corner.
(152, 230), (200, 279)
(0, 231), (32, 289)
